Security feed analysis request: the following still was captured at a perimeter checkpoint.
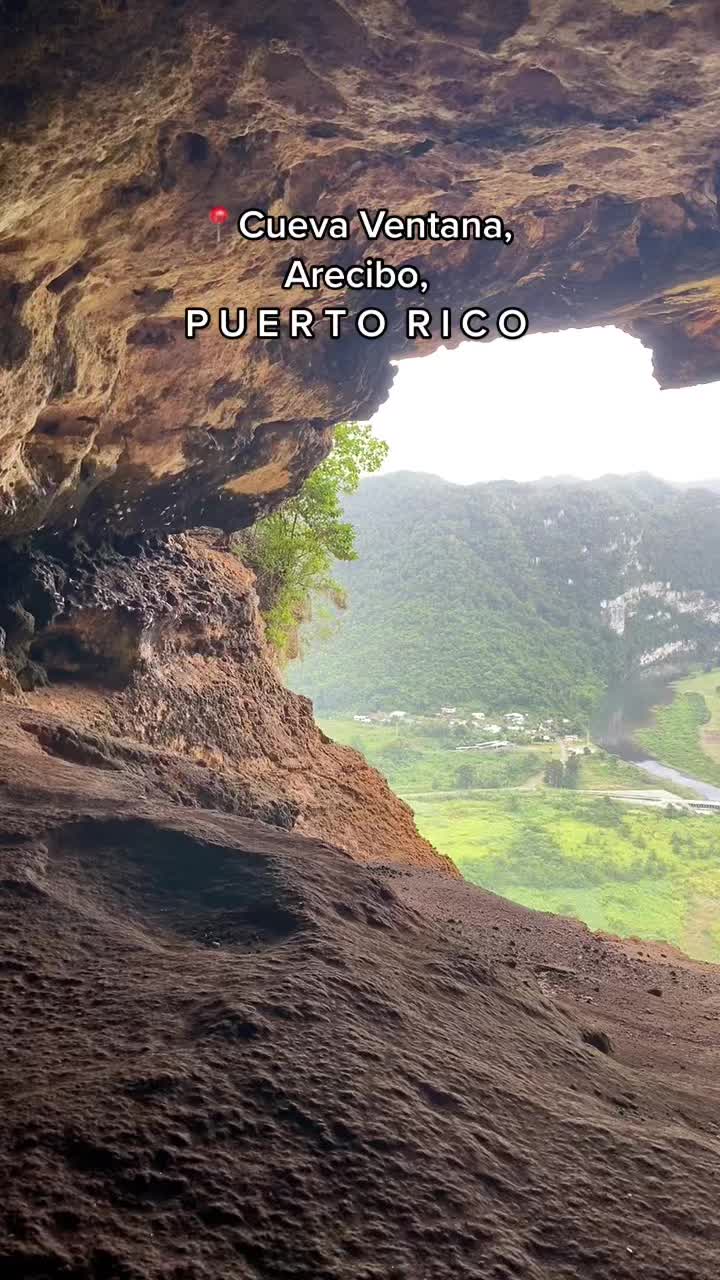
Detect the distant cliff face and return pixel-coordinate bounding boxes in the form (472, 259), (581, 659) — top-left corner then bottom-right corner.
(602, 582), (720, 667)
(291, 474), (720, 716)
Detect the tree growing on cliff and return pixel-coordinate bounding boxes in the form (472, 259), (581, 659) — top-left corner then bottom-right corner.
(236, 421), (388, 663)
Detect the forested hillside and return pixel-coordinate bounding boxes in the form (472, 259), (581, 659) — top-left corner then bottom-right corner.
(290, 472), (720, 717)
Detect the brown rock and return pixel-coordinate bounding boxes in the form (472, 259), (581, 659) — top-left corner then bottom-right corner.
(1, 770), (720, 1277)
(581, 1027), (615, 1055)
(3, 2), (720, 537)
(0, 529), (452, 874)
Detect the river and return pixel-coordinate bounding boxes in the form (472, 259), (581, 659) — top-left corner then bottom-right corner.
(630, 758), (720, 802)
(591, 667), (720, 802)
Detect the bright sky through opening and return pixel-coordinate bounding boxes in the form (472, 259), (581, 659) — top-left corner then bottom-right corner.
(372, 327), (720, 485)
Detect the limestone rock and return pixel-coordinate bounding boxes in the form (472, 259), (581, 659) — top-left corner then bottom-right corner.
(0, 528), (455, 872)
(3, 1), (720, 537)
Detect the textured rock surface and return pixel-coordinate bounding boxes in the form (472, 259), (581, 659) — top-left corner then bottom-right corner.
(4, 0), (720, 536)
(2, 758), (720, 1277)
(0, 529), (454, 872)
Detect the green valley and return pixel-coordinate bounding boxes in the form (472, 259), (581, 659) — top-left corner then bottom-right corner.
(319, 709), (720, 962)
(413, 790), (720, 964)
(301, 471), (720, 965)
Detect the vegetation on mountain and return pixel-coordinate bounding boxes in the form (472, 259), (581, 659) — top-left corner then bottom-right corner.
(299, 470), (720, 965)
(291, 472), (720, 717)
(235, 422), (387, 661)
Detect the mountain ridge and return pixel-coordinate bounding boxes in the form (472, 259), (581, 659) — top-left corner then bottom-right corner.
(291, 470), (720, 717)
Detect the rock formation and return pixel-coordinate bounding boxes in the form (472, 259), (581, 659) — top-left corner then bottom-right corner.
(0, 527), (453, 871)
(3, 748), (720, 1279)
(3, 0), (720, 537)
(3, 2), (720, 1275)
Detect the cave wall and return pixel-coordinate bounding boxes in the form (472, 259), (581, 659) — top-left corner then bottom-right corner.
(0, 529), (456, 872)
(2, 0), (720, 538)
(4, 13), (720, 1273)
(3, 0), (720, 870)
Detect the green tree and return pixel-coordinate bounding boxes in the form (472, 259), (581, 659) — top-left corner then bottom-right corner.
(564, 753), (581, 789)
(455, 764), (478, 789)
(544, 759), (565, 789)
(236, 421), (388, 662)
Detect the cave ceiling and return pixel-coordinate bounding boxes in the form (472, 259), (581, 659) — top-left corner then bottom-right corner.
(2, 0), (720, 539)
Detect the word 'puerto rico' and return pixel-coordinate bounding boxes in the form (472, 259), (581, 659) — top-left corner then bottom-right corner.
(186, 307), (528, 341)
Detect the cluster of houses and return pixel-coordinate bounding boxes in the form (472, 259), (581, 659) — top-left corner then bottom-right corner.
(352, 706), (583, 750)
(352, 710), (409, 725)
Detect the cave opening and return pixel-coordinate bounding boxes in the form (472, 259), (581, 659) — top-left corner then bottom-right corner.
(290, 324), (720, 965)
(371, 325), (720, 486)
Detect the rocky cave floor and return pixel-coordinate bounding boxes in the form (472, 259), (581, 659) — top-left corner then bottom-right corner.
(2, 696), (720, 1280)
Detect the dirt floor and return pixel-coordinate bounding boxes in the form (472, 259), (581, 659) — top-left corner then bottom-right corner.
(2, 707), (720, 1279)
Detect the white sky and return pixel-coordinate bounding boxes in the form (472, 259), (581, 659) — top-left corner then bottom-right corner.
(372, 326), (720, 485)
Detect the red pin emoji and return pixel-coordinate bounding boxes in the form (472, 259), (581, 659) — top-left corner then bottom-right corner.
(209, 205), (230, 244)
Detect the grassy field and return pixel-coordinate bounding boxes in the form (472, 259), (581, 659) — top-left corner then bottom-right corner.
(636, 667), (720, 786)
(318, 717), (552, 793)
(684, 668), (720, 762)
(320, 716), (720, 962)
(410, 791), (720, 963)
(321, 717), (693, 797)
(577, 751), (694, 796)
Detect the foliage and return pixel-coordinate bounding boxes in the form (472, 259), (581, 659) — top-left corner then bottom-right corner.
(577, 750), (692, 795)
(544, 759), (565, 788)
(565, 753), (580, 787)
(455, 764), (479, 789)
(236, 422), (387, 662)
(636, 692), (720, 786)
(291, 472), (720, 716)
(321, 715), (694, 799)
(636, 670), (720, 787)
(544, 753), (580, 789)
(318, 715), (720, 957)
(318, 716), (547, 793)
